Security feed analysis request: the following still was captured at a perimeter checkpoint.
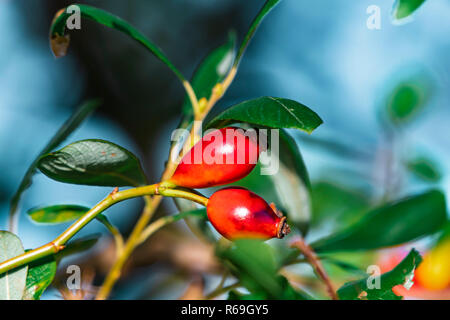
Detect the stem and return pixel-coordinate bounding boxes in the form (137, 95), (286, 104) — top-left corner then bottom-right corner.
(182, 80), (200, 116)
(201, 66), (237, 119)
(98, 216), (124, 256)
(96, 63), (238, 300)
(0, 185), (207, 276)
(205, 282), (240, 300)
(290, 238), (338, 300)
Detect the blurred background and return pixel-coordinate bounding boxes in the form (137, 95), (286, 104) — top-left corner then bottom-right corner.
(1, 0), (449, 299)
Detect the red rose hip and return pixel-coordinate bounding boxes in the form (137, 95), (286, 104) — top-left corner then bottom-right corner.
(206, 187), (290, 240)
(168, 127), (260, 189)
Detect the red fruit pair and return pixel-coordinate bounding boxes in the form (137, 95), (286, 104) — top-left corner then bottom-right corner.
(169, 127), (260, 189)
(206, 187), (290, 240)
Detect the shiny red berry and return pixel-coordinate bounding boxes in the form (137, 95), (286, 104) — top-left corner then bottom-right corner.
(169, 127), (260, 189)
(206, 187), (290, 240)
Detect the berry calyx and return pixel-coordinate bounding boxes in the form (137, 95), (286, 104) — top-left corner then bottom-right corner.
(168, 127), (260, 189)
(206, 187), (290, 240)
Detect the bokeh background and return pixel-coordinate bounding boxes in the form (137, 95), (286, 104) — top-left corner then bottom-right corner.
(1, 0), (449, 299)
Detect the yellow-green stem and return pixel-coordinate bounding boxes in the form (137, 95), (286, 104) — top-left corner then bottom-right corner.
(98, 216), (125, 255)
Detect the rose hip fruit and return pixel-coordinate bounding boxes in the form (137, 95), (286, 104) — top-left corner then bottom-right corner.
(206, 187), (290, 240)
(169, 127), (260, 189)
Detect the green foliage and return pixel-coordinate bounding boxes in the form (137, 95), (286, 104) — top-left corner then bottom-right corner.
(311, 181), (369, 229)
(0, 232), (28, 300)
(10, 100), (100, 222)
(228, 290), (266, 300)
(393, 0), (427, 20)
(217, 239), (312, 300)
(311, 190), (447, 252)
(27, 205), (90, 224)
(206, 97), (323, 133)
(22, 257), (57, 300)
(50, 4), (185, 81)
(38, 139), (147, 187)
(338, 249), (422, 300)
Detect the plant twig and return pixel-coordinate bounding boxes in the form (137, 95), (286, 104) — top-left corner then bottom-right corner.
(97, 215), (125, 256)
(290, 237), (338, 300)
(0, 185), (207, 276)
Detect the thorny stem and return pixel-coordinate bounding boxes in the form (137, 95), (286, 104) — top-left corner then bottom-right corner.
(0, 185), (208, 276)
(204, 270), (230, 300)
(290, 238), (338, 300)
(137, 209), (206, 246)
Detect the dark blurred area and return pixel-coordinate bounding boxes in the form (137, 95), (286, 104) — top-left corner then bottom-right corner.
(18, 0), (256, 153)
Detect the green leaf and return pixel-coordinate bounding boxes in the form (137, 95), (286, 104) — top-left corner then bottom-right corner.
(235, 0), (281, 67)
(27, 204), (90, 224)
(50, 4), (185, 81)
(205, 97), (323, 133)
(22, 256), (57, 300)
(385, 76), (432, 125)
(0, 231), (28, 300)
(37, 139), (147, 187)
(311, 181), (369, 229)
(406, 156), (442, 183)
(217, 239), (311, 300)
(268, 130), (311, 234)
(311, 190), (447, 252)
(337, 249), (422, 300)
(9, 100), (100, 225)
(182, 32), (236, 118)
(393, 0), (427, 20)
